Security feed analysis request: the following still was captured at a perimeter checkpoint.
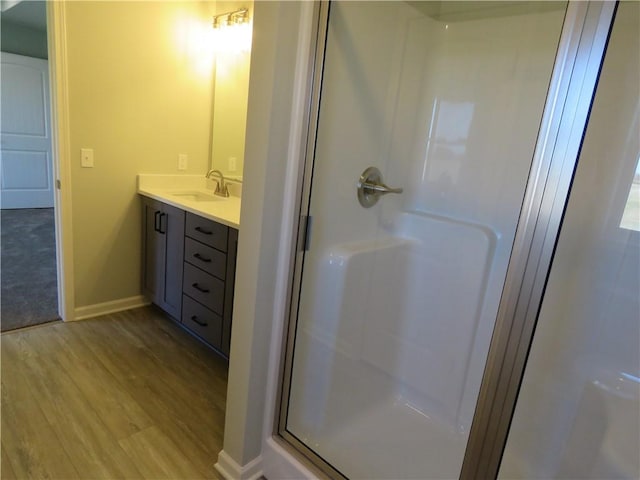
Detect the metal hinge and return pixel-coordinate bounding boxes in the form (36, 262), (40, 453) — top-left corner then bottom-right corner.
(56, 179), (61, 189)
(299, 215), (313, 252)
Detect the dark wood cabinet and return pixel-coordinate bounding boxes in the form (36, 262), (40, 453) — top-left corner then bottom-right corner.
(185, 213), (228, 251)
(182, 295), (223, 348)
(222, 228), (238, 356)
(142, 197), (185, 320)
(181, 212), (238, 356)
(184, 237), (226, 280)
(183, 262), (225, 314)
(142, 197), (238, 358)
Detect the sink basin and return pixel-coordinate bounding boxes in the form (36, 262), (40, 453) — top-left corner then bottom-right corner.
(170, 191), (222, 202)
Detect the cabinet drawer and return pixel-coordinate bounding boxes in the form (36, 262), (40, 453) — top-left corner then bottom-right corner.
(183, 263), (224, 314)
(184, 237), (226, 280)
(185, 213), (227, 252)
(182, 295), (222, 349)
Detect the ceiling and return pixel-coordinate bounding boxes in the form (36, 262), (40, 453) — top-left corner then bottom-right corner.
(0, 1), (567, 31)
(406, 1), (566, 23)
(1, 0), (47, 31)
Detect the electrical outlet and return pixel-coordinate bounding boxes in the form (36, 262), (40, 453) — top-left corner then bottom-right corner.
(228, 157), (237, 172)
(178, 154), (188, 171)
(81, 148), (94, 168)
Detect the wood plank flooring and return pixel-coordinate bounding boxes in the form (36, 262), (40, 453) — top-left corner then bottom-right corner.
(0, 306), (228, 479)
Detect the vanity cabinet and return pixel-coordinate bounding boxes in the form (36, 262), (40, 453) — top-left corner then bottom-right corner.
(142, 197), (185, 319)
(182, 212), (237, 357)
(141, 196), (238, 358)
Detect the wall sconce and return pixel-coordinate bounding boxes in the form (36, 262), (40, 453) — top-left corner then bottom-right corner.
(211, 7), (252, 54)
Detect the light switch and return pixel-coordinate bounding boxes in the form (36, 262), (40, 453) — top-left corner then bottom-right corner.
(81, 148), (94, 168)
(228, 157), (237, 172)
(178, 154), (188, 171)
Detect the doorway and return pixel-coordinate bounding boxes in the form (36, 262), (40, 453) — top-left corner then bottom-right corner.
(1, 1), (59, 331)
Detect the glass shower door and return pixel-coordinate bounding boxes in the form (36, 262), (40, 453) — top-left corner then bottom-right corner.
(281, 2), (567, 478)
(500, 3), (640, 477)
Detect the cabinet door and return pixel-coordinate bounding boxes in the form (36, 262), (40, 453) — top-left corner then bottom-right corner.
(142, 197), (164, 306)
(161, 203), (185, 319)
(142, 197), (185, 320)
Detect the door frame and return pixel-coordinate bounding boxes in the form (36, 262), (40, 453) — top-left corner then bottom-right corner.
(460, 1), (617, 478)
(46, 1), (75, 322)
(274, 1), (617, 479)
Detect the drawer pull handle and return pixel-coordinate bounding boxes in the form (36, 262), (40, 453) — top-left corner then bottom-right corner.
(193, 253), (212, 263)
(191, 315), (208, 327)
(192, 283), (210, 293)
(195, 226), (213, 235)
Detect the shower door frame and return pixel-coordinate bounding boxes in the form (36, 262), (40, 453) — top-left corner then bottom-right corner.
(275, 2), (618, 479)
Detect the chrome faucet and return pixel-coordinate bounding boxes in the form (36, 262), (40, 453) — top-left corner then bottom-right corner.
(205, 169), (230, 197)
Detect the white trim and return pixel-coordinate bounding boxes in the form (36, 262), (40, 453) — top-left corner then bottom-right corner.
(47, 1), (75, 322)
(260, 2), (320, 478)
(214, 450), (263, 480)
(220, 2), (316, 471)
(263, 438), (317, 480)
(262, 0), (315, 455)
(73, 295), (150, 321)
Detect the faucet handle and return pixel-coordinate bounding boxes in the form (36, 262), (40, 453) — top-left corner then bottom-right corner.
(213, 179), (230, 197)
(206, 169), (230, 197)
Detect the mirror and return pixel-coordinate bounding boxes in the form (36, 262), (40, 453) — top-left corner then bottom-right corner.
(209, 1), (253, 182)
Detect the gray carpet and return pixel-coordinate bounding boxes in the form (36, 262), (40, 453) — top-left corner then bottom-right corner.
(1, 208), (59, 331)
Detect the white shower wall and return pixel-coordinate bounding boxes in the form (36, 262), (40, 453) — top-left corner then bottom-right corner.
(286, 2), (566, 478)
(305, 2), (566, 247)
(379, 4), (567, 428)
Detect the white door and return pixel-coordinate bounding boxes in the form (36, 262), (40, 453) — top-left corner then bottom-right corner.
(1, 52), (54, 209)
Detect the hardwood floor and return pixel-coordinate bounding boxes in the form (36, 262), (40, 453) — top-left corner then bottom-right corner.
(0, 306), (228, 479)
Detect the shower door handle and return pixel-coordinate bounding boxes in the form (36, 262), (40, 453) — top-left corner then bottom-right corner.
(357, 166), (403, 208)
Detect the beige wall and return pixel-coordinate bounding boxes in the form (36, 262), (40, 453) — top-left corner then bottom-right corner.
(66, 1), (215, 308)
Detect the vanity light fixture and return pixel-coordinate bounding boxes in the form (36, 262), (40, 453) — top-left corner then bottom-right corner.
(211, 7), (252, 55)
(212, 8), (249, 29)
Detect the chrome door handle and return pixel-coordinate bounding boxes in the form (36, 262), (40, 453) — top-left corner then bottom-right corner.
(357, 166), (403, 208)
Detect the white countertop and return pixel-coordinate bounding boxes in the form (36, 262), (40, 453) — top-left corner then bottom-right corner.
(137, 174), (241, 229)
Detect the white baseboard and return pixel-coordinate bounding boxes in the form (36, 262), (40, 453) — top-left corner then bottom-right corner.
(214, 450), (263, 480)
(73, 295), (150, 321)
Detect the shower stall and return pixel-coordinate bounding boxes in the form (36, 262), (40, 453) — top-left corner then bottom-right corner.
(276, 1), (638, 479)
